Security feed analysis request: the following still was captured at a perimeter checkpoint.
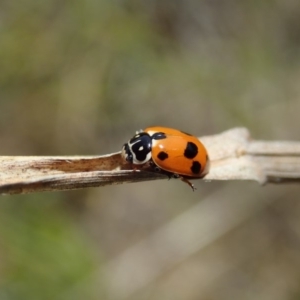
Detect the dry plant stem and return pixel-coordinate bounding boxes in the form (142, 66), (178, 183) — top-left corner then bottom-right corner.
(0, 154), (166, 195)
(201, 128), (300, 184)
(0, 127), (299, 195)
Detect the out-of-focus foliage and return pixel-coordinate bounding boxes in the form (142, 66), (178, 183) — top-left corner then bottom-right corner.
(0, 194), (97, 300)
(0, 0), (300, 299)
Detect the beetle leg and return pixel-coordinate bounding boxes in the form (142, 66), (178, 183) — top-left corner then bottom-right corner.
(180, 177), (196, 191)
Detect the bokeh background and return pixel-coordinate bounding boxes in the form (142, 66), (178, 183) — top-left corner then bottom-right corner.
(1, 1), (300, 299)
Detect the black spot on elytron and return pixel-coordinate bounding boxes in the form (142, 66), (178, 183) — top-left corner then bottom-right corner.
(184, 142), (198, 159)
(180, 130), (192, 136)
(157, 151), (168, 161)
(130, 133), (152, 162)
(152, 132), (167, 140)
(191, 161), (201, 174)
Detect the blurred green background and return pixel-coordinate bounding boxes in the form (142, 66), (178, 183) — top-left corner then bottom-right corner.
(1, 1), (300, 299)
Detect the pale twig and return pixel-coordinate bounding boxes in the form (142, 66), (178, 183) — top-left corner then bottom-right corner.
(0, 127), (299, 195)
(101, 185), (269, 300)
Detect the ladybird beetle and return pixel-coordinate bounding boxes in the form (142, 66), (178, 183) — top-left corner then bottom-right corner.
(122, 126), (209, 190)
